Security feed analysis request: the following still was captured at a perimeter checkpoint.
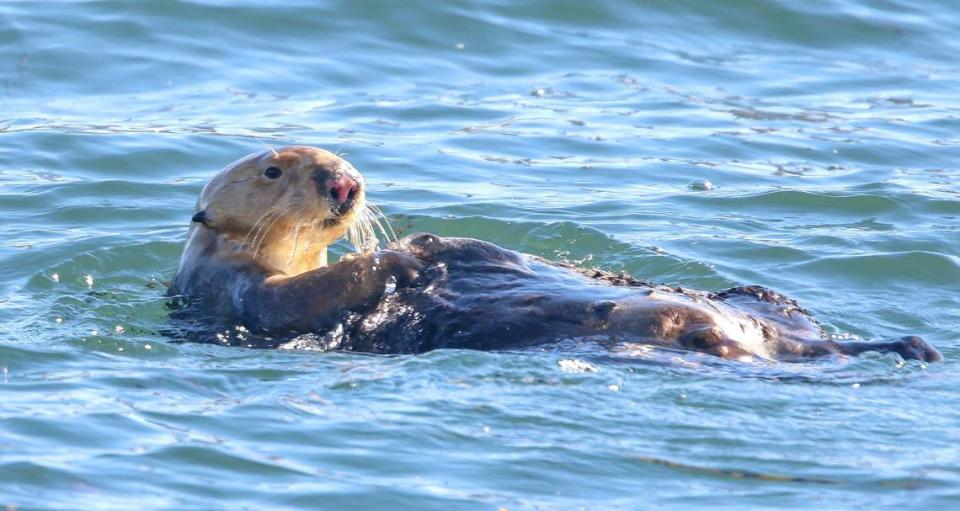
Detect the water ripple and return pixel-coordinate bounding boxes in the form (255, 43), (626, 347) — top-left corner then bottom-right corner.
(3, 0), (960, 509)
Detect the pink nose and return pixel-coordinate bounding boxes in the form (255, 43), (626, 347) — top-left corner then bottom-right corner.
(327, 175), (359, 204)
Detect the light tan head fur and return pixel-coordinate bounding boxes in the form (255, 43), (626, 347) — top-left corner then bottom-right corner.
(179, 146), (391, 277)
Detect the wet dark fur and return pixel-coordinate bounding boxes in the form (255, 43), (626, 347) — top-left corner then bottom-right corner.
(168, 233), (942, 362)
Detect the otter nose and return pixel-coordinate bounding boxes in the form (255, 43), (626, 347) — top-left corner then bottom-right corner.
(326, 175), (359, 204)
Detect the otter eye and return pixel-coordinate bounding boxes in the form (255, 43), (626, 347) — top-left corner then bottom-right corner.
(264, 166), (283, 179)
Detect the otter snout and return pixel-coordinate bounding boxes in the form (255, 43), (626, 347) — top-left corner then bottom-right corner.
(328, 175), (358, 204)
(314, 170), (361, 207)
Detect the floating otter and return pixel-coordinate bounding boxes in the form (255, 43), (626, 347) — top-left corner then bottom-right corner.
(167, 146), (942, 363)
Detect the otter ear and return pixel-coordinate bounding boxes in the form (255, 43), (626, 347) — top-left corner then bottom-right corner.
(191, 210), (210, 226)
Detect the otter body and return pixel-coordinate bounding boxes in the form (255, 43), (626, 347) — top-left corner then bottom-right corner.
(168, 147), (941, 363)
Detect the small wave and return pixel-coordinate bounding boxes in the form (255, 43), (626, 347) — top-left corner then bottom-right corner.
(788, 251), (960, 285)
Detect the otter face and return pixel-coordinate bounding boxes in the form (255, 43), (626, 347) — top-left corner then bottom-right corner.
(193, 146), (366, 247)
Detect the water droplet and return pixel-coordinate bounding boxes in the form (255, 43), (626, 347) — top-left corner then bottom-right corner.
(607, 384), (620, 392)
(54, 317), (63, 325)
(84, 274), (94, 287)
(114, 325), (124, 334)
(144, 344), (152, 350)
(455, 42), (465, 50)
(50, 273), (60, 282)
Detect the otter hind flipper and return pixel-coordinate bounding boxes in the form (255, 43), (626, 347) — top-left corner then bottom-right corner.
(835, 336), (942, 362)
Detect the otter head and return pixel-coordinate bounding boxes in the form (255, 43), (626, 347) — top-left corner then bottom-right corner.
(188, 146), (381, 276)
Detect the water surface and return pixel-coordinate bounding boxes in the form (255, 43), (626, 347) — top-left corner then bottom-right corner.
(2, 1), (959, 509)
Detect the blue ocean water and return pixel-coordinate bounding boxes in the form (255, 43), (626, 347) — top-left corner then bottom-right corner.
(1, 1), (959, 509)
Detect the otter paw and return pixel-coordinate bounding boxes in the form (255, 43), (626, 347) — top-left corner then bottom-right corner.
(378, 250), (424, 288)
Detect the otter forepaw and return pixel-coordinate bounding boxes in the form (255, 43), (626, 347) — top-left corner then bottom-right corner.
(378, 250), (424, 289)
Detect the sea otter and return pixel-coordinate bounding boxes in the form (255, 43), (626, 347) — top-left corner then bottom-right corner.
(167, 146), (942, 362)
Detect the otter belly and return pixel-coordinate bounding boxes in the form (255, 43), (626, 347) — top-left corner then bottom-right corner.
(341, 234), (816, 360)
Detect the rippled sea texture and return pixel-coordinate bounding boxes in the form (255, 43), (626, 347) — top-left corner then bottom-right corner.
(2, 1), (960, 509)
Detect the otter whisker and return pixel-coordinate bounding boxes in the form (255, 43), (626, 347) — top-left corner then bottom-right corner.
(365, 210), (389, 247)
(246, 208), (285, 252)
(243, 208), (280, 248)
(347, 205), (380, 252)
(347, 207), (377, 253)
(252, 206), (292, 260)
(364, 208), (383, 237)
(366, 203), (397, 242)
(255, 137), (280, 158)
(286, 221), (304, 269)
(347, 202), (394, 254)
